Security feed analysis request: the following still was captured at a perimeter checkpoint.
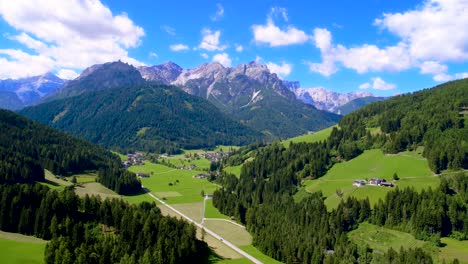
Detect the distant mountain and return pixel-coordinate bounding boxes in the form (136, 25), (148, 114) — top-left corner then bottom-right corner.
(336, 96), (386, 115)
(0, 73), (66, 110)
(138, 61), (340, 138)
(47, 61), (145, 100)
(20, 81), (263, 154)
(138, 61), (182, 84)
(290, 87), (386, 114)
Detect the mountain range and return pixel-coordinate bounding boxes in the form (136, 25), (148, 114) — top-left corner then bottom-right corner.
(0, 73), (66, 110)
(20, 62), (263, 153)
(138, 61), (340, 138)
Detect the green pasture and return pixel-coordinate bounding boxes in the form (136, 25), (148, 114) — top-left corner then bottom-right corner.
(224, 165), (242, 178)
(297, 149), (439, 209)
(282, 126), (334, 146)
(127, 161), (219, 204)
(205, 199), (230, 219)
(0, 231), (47, 264)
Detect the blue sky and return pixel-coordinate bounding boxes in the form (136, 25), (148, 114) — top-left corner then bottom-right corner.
(0, 0), (467, 96)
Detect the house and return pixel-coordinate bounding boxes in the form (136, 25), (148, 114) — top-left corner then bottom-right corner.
(368, 178), (385, 186)
(136, 173), (149, 178)
(353, 180), (366, 187)
(205, 194), (213, 199)
(194, 173), (210, 179)
(380, 182), (394, 187)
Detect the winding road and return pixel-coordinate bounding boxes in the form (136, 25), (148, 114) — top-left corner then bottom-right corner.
(142, 186), (262, 264)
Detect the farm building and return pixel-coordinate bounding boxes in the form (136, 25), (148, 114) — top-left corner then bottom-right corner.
(380, 182), (394, 187)
(136, 173), (150, 178)
(368, 178), (384, 186)
(353, 180), (366, 187)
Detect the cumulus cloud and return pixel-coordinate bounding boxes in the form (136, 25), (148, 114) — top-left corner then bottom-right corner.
(57, 69), (79, 80)
(212, 53), (231, 67)
(308, 0), (468, 80)
(200, 53), (209, 59)
(375, 0), (468, 62)
(170, 44), (189, 51)
(235, 44), (244, 52)
(210, 3), (224, 21)
(149, 52), (158, 58)
(198, 29), (227, 51)
(0, 0), (145, 79)
(266, 61), (292, 78)
(359, 77), (396, 91)
(252, 7), (309, 47)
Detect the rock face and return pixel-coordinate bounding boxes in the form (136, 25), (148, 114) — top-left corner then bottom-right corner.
(47, 61), (145, 100)
(138, 61), (340, 138)
(290, 87), (380, 114)
(0, 73), (66, 110)
(138, 62), (182, 84)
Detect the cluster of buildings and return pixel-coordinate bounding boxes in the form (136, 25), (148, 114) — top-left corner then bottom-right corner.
(353, 178), (394, 188)
(198, 151), (230, 163)
(122, 152), (144, 168)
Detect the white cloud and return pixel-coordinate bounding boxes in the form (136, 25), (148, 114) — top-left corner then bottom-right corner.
(434, 72), (468, 82)
(419, 61), (448, 75)
(57, 69), (79, 80)
(170, 44), (189, 51)
(270, 7), (288, 22)
(308, 1), (468, 79)
(200, 53), (209, 59)
(252, 7), (309, 47)
(160, 25), (176, 35)
(212, 53), (231, 67)
(235, 44), (243, 52)
(360, 77), (396, 90)
(359, 82), (371, 89)
(266, 61), (292, 78)
(375, 0), (468, 62)
(0, 49), (55, 79)
(308, 28), (413, 76)
(255, 56), (263, 63)
(210, 3), (224, 21)
(0, 0), (145, 79)
(149, 52), (158, 58)
(198, 29), (227, 51)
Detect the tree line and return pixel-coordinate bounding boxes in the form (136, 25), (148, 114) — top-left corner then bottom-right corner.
(0, 109), (141, 194)
(0, 183), (209, 263)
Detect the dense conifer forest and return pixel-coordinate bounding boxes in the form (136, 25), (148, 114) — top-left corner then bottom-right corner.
(0, 184), (208, 263)
(20, 83), (263, 154)
(0, 109), (140, 194)
(213, 79), (468, 263)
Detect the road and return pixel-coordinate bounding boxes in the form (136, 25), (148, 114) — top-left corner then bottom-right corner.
(142, 186), (263, 264)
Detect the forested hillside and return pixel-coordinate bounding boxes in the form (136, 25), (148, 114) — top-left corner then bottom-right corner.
(0, 109), (140, 194)
(213, 79), (468, 263)
(0, 184), (208, 263)
(21, 83), (263, 154)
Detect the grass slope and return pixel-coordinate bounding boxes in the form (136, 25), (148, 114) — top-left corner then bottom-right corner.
(282, 126), (334, 146)
(0, 231), (46, 264)
(349, 222), (468, 264)
(296, 149), (438, 209)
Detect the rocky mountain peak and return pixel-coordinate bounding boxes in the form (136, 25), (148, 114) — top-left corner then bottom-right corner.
(138, 61), (182, 84)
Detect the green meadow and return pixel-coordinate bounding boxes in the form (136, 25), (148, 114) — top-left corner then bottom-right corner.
(0, 231), (47, 264)
(349, 222), (468, 264)
(296, 149), (439, 209)
(127, 161), (219, 204)
(224, 164), (242, 177)
(282, 126), (334, 147)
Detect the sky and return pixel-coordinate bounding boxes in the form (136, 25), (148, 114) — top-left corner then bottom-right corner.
(0, 0), (467, 96)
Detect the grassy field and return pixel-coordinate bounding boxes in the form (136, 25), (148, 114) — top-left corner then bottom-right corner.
(349, 222), (432, 254)
(282, 126), (334, 146)
(349, 222), (468, 264)
(127, 161), (219, 204)
(224, 165), (242, 178)
(203, 220), (252, 246)
(296, 149), (438, 209)
(205, 199), (230, 219)
(74, 182), (121, 199)
(0, 231), (47, 264)
(439, 238), (468, 264)
(240, 245), (284, 264)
